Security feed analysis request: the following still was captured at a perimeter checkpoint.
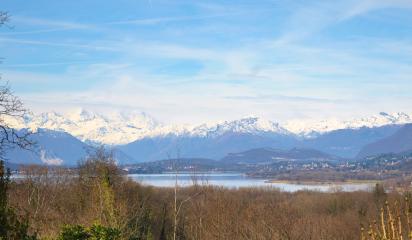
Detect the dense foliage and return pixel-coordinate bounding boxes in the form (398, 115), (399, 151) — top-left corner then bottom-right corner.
(0, 160), (37, 240)
(57, 224), (120, 240)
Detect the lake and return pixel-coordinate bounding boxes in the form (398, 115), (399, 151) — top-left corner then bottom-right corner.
(128, 173), (375, 192)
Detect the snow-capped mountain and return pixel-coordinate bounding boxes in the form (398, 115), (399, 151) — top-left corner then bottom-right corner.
(190, 117), (291, 137)
(4, 109), (159, 145)
(4, 110), (412, 164)
(4, 110), (412, 146)
(5, 110), (293, 145)
(284, 112), (412, 137)
(119, 117), (298, 162)
(148, 116), (292, 138)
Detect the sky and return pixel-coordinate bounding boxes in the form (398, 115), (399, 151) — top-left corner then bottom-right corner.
(0, 0), (411, 124)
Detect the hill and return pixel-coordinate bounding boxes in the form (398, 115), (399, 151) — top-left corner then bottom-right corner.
(5, 128), (92, 166)
(357, 124), (412, 158)
(220, 147), (339, 164)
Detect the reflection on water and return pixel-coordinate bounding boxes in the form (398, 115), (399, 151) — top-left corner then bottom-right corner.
(128, 173), (374, 192)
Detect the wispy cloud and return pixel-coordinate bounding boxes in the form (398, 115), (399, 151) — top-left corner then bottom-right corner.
(342, 0), (412, 20)
(223, 94), (344, 104)
(0, 37), (116, 51)
(108, 13), (239, 25)
(12, 15), (93, 29)
(107, 5), (276, 26)
(0, 28), (87, 36)
(2, 61), (96, 68)
(0, 15), (102, 36)
(277, 0), (412, 43)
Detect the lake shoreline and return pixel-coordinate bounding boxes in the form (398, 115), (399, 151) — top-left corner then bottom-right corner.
(266, 179), (380, 185)
(128, 173), (375, 192)
(128, 172), (380, 186)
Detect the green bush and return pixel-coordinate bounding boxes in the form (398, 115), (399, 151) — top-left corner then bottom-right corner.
(57, 224), (120, 240)
(57, 225), (90, 240)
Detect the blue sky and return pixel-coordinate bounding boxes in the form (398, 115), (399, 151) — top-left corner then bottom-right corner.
(0, 0), (411, 124)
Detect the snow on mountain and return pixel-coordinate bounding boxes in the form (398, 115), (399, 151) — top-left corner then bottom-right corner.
(189, 117), (291, 137)
(5, 110), (293, 144)
(119, 116), (298, 162)
(143, 116), (292, 139)
(5, 109), (159, 145)
(4, 110), (412, 145)
(284, 112), (412, 137)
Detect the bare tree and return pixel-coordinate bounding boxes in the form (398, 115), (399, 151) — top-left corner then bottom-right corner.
(168, 149), (204, 240)
(0, 12), (34, 159)
(0, 83), (34, 158)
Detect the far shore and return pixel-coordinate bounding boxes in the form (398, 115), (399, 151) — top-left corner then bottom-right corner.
(265, 179), (380, 185)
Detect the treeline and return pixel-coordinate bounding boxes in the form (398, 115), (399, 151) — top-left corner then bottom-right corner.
(2, 149), (411, 239)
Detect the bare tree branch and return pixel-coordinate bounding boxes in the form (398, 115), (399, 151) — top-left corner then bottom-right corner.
(0, 11), (11, 28)
(0, 12), (34, 159)
(0, 82), (35, 158)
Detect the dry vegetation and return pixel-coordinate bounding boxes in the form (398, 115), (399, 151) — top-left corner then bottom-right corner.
(361, 197), (412, 240)
(5, 150), (412, 239)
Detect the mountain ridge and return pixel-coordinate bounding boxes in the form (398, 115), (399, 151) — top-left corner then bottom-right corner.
(5, 109), (412, 145)
(221, 147), (340, 164)
(357, 124), (412, 158)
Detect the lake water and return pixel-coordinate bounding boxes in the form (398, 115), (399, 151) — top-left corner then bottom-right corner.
(128, 173), (374, 192)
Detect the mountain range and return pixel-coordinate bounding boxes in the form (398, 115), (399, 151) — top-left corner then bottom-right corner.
(6, 109), (412, 144)
(4, 109), (159, 145)
(3, 110), (412, 166)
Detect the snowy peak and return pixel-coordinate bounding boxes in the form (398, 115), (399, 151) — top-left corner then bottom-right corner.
(284, 112), (412, 137)
(139, 117), (290, 139)
(5, 110), (412, 145)
(346, 112), (412, 128)
(198, 117), (291, 137)
(7, 109), (159, 145)
(66, 108), (102, 122)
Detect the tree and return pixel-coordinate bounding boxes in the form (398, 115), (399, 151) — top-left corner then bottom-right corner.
(0, 11), (36, 239)
(126, 206), (154, 240)
(168, 150), (203, 240)
(78, 147), (122, 227)
(0, 84), (34, 157)
(0, 11), (33, 159)
(0, 160), (37, 239)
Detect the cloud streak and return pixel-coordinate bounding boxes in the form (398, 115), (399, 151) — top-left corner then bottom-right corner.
(277, 0), (412, 43)
(12, 15), (93, 30)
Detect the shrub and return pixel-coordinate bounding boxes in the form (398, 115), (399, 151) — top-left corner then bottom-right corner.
(0, 160), (37, 240)
(57, 224), (120, 240)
